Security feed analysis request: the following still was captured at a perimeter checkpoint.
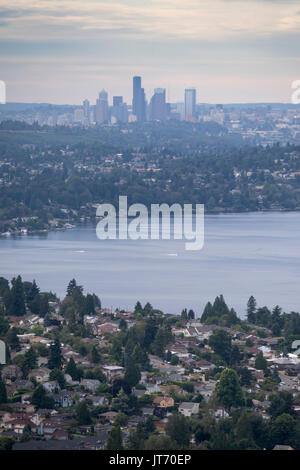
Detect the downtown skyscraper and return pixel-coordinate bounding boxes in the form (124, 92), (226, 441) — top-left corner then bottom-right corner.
(184, 88), (197, 121)
(96, 89), (109, 124)
(150, 88), (167, 121)
(132, 76), (146, 122)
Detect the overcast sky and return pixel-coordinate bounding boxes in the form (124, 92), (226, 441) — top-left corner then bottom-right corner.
(0, 0), (299, 104)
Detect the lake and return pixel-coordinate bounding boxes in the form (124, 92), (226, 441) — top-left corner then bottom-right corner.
(0, 211), (299, 318)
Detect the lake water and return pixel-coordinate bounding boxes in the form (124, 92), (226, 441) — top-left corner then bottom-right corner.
(0, 211), (299, 318)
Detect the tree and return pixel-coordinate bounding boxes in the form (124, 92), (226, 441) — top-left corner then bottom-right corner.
(49, 368), (65, 389)
(231, 345), (242, 365)
(247, 296), (257, 323)
(188, 309), (195, 320)
(268, 391), (295, 419)
(215, 368), (244, 411)
(106, 423), (123, 450)
(271, 414), (299, 448)
(84, 294), (95, 315)
(151, 327), (173, 358)
(131, 344), (150, 370)
(48, 338), (63, 370)
(65, 358), (82, 381)
(6, 327), (20, 351)
(25, 280), (40, 304)
(75, 401), (92, 425)
(235, 409), (268, 450)
(21, 346), (37, 378)
(124, 359), (141, 387)
(134, 301), (143, 315)
(66, 278), (78, 296)
(31, 385), (54, 409)
(39, 294), (50, 317)
(255, 351), (268, 371)
(8, 275), (26, 316)
(144, 435), (177, 450)
(119, 318), (127, 331)
(0, 375), (7, 404)
(165, 414), (191, 448)
(208, 329), (232, 364)
(237, 367), (253, 387)
(91, 345), (101, 364)
(181, 308), (188, 321)
(201, 302), (214, 323)
(0, 314), (9, 335)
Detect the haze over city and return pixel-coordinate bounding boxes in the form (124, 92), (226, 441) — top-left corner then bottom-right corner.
(0, 0), (300, 104)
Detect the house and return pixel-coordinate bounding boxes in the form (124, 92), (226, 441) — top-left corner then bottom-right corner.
(153, 396), (174, 408)
(102, 365), (124, 379)
(96, 323), (119, 335)
(133, 389), (146, 398)
(214, 409), (230, 420)
(28, 367), (50, 383)
(80, 379), (101, 393)
(1, 365), (22, 382)
(99, 411), (118, 424)
(89, 396), (108, 407)
(145, 383), (160, 394)
(43, 381), (60, 393)
(141, 407), (154, 416)
(178, 402), (199, 417)
(197, 360), (215, 371)
(273, 445), (294, 450)
(52, 391), (73, 408)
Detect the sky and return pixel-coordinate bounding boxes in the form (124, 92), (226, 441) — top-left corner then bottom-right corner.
(0, 0), (300, 105)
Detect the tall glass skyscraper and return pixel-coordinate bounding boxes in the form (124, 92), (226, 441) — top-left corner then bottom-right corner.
(132, 76), (146, 121)
(150, 88), (167, 121)
(184, 88), (196, 121)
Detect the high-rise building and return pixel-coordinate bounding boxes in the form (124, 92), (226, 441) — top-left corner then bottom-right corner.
(111, 96), (128, 123)
(113, 96), (123, 107)
(150, 88), (167, 121)
(132, 76), (146, 121)
(96, 89), (109, 124)
(184, 88), (196, 121)
(83, 99), (90, 125)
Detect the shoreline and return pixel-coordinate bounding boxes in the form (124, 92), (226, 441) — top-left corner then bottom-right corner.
(1, 207), (300, 238)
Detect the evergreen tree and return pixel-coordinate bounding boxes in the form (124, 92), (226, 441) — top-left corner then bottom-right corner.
(201, 302), (214, 323)
(22, 346), (37, 378)
(215, 368), (244, 411)
(208, 329), (232, 364)
(181, 308), (188, 321)
(48, 338), (63, 370)
(84, 294), (95, 315)
(131, 343), (150, 370)
(255, 351), (268, 371)
(31, 385), (54, 409)
(27, 280), (40, 304)
(165, 414), (191, 448)
(6, 327), (20, 351)
(65, 357), (81, 381)
(106, 423), (123, 450)
(49, 368), (65, 388)
(39, 294), (50, 317)
(119, 318), (127, 331)
(0, 375), (7, 404)
(247, 296), (257, 323)
(188, 309), (195, 320)
(75, 401), (92, 425)
(8, 276), (26, 316)
(134, 301), (143, 315)
(124, 359), (141, 387)
(91, 345), (101, 364)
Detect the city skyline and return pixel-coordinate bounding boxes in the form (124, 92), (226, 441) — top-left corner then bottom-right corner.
(0, 1), (299, 104)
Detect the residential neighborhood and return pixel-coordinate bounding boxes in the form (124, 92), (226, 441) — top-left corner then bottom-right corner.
(1, 277), (300, 450)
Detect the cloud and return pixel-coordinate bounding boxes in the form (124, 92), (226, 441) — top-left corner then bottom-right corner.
(0, 0), (299, 41)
